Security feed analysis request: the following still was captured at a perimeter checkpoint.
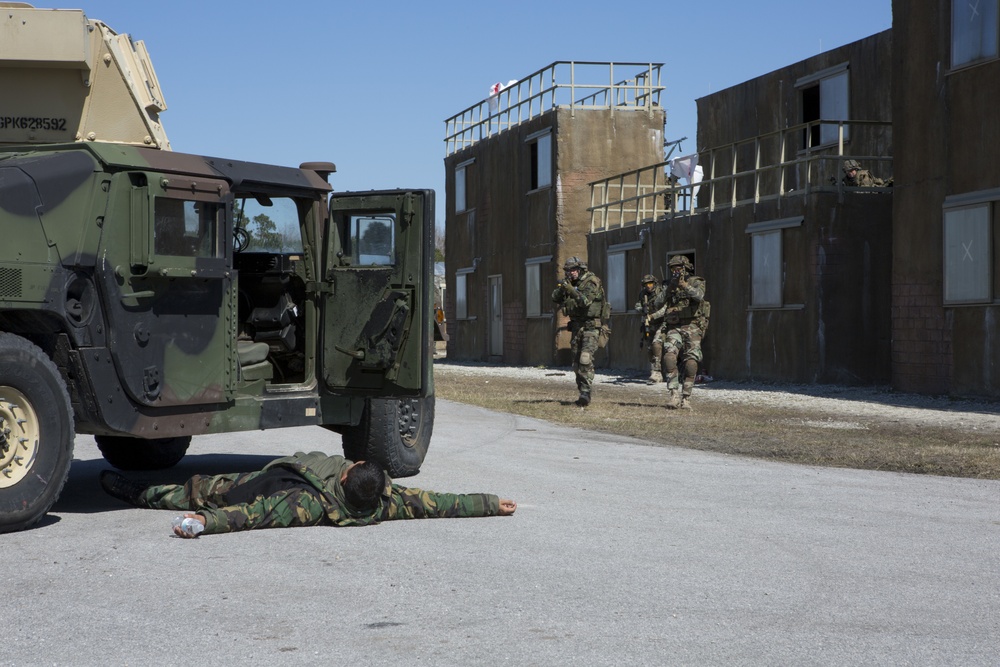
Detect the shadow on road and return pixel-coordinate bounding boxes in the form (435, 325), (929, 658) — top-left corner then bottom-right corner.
(53, 452), (284, 515)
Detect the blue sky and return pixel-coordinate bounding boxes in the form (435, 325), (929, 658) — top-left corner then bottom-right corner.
(77, 1), (892, 229)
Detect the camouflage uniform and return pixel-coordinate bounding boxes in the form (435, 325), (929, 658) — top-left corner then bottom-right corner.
(842, 159), (890, 187)
(552, 256), (607, 406)
(650, 256), (710, 409)
(135, 451), (501, 535)
(635, 274), (667, 383)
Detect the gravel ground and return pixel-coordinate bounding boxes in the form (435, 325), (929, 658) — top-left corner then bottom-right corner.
(435, 360), (1000, 434)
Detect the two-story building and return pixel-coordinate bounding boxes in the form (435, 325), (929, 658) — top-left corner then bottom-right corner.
(445, 1), (1000, 399)
(588, 31), (894, 386)
(443, 62), (665, 365)
(890, 0), (1000, 397)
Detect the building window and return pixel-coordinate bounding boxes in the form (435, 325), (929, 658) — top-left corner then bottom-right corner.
(455, 158), (474, 213)
(455, 270), (473, 319)
(943, 203), (993, 304)
(527, 130), (552, 190)
(747, 217), (803, 308)
(797, 64), (849, 149)
(751, 231), (782, 307)
(525, 256), (551, 318)
(607, 250), (627, 313)
(606, 241), (642, 313)
(952, 0), (999, 67)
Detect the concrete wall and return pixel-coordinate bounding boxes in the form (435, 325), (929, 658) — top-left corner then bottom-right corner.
(443, 106), (665, 365)
(697, 30), (893, 157)
(891, 1), (1000, 397)
(588, 193), (893, 383)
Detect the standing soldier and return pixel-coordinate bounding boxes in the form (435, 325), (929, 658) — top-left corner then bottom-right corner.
(552, 256), (609, 407)
(635, 274), (666, 383)
(650, 255), (710, 410)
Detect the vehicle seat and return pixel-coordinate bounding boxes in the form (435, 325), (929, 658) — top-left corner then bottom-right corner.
(237, 338), (272, 381)
(248, 292), (297, 352)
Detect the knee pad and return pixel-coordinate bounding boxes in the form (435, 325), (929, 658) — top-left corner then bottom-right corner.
(684, 359), (698, 378)
(579, 351), (592, 366)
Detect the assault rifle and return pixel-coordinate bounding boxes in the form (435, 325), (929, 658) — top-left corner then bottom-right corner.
(559, 279), (581, 298)
(639, 312), (652, 349)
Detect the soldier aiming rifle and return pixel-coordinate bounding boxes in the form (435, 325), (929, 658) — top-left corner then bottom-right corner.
(551, 257), (610, 407)
(648, 256), (710, 409)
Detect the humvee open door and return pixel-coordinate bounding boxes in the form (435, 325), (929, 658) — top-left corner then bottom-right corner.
(323, 191), (434, 397)
(322, 190), (436, 477)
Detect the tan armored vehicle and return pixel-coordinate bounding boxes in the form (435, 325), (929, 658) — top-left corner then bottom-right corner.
(0, 5), (436, 532)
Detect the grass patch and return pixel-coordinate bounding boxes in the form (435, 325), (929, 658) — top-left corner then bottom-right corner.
(435, 366), (1000, 479)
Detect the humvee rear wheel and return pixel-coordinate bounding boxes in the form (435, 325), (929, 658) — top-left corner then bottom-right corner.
(0, 334), (74, 533)
(95, 435), (191, 471)
(341, 395), (434, 478)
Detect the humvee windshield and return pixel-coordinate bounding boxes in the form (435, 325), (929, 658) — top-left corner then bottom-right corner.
(235, 196), (303, 252)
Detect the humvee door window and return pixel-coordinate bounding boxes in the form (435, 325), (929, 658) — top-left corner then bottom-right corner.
(154, 198), (221, 258)
(352, 214), (395, 266)
(235, 196), (303, 252)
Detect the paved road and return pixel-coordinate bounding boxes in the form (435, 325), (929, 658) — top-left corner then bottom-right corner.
(4, 400), (999, 666)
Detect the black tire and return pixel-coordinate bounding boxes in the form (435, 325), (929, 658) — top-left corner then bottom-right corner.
(341, 395), (433, 478)
(0, 333), (74, 534)
(95, 435), (191, 470)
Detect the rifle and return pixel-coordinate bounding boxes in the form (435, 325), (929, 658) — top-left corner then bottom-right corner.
(639, 313), (652, 349)
(559, 279), (581, 298)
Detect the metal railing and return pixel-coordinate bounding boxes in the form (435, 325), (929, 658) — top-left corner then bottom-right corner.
(444, 61), (664, 156)
(589, 119), (893, 232)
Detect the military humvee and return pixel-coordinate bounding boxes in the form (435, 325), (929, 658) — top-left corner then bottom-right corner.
(0, 6), (435, 532)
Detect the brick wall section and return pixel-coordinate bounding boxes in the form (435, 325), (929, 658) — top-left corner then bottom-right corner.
(891, 281), (952, 394)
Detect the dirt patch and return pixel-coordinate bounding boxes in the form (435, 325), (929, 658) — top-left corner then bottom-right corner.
(434, 361), (1000, 479)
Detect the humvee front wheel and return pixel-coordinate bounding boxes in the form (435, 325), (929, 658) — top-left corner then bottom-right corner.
(0, 333), (74, 533)
(95, 435), (191, 470)
(341, 395), (434, 478)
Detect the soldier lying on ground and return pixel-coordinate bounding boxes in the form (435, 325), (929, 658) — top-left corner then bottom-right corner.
(100, 451), (516, 538)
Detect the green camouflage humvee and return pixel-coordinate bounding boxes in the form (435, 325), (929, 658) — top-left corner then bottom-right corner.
(0, 7), (435, 532)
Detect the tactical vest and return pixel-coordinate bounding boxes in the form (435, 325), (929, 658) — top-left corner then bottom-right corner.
(579, 273), (607, 320)
(556, 272), (608, 325)
(666, 279), (710, 331)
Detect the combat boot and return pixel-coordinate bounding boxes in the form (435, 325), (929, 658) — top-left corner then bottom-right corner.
(648, 370), (662, 384)
(679, 396), (693, 410)
(99, 470), (148, 506)
(665, 389), (681, 409)
(575, 392), (591, 407)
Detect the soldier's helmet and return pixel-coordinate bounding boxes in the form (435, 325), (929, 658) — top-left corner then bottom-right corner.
(668, 255), (693, 271)
(563, 256), (586, 272)
(641, 274), (657, 285)
(843, 159), (861, 173)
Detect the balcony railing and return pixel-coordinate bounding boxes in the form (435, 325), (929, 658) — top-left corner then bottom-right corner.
(444, 61), (664, 156)
(589, 119), (893, 232)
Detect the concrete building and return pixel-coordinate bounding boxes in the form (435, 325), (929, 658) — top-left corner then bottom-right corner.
(890, 0), (1000, 397)
(588, 32), (895, 385)
(442, 62), (665, 365)
(445, 2), (1000, 399)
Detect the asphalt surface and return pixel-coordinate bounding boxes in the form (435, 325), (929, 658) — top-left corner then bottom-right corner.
(4, 399), (999, 666)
